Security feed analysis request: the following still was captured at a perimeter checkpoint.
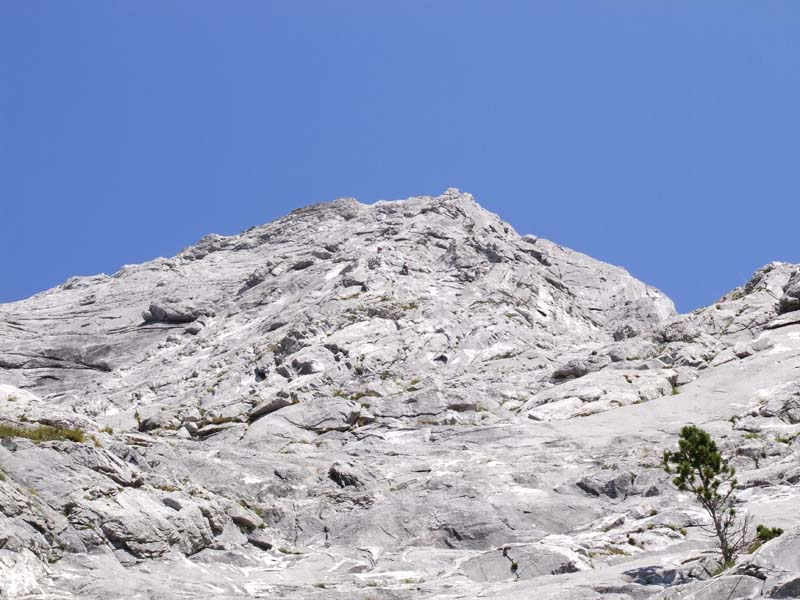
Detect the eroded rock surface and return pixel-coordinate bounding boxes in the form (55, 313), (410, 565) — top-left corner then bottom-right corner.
(1, 189), (798, 599)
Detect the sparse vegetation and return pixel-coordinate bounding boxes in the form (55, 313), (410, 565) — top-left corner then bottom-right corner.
(154, 483), (179, 492)
(728, 289), (745, 301)
(664, 523), (687, 536)
(350, 390), (379, 401)
(710, 560), (736, 576)
(100, 426), (114, 435)
(0, 423), (85, 444)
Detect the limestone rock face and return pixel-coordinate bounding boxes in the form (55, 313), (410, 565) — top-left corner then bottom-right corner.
(778, 269), (800, 314)
(0, 189), (798, 599)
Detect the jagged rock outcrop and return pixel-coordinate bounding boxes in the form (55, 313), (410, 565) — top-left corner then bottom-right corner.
(0, 189), (798, 599)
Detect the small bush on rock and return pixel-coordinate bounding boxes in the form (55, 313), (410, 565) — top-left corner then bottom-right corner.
(755, 524), (783, 543)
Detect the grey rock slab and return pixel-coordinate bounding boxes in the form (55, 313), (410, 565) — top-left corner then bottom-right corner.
(1, 191), (799, 599)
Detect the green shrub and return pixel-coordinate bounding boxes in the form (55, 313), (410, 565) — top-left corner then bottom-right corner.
(747, 524), (784, 553)
(756, 524), (783, 542)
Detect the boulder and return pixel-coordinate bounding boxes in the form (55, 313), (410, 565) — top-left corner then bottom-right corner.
(142, 299), (215, 324)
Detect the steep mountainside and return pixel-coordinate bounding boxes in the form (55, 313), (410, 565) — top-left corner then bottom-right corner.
(1, 190), (799, 599)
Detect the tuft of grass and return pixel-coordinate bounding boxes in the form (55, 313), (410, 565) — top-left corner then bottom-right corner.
(710, 560), (735, 577)
(743, 432), (762, 440)
(627, 536), (643, 547)
(664, 523), (687, 536)
(100, 426), (114, 435)
(0, 423), (85, 443)
(671, 386), (680, 396)
(350, 390), (379, 401)
(311, 582), (327, 589)
(0, 469), (5, 481)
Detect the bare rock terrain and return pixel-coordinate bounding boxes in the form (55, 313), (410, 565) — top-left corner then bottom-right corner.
(1, 189), (799, 599)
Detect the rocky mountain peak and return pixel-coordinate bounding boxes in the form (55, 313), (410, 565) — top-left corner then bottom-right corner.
(1, 191), (799, 599)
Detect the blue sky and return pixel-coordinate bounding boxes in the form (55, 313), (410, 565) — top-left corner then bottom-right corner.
(1, 2), (799, 312)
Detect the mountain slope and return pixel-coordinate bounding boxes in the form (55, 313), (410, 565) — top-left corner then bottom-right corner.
(0, 190), (798, 599)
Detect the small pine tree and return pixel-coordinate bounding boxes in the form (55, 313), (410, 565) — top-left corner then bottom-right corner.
(662, 425), (751, 565)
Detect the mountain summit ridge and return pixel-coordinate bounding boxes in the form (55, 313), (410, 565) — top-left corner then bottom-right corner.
(1, 190), (799, 599)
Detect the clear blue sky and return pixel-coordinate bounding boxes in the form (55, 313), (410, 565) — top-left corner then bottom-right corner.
(2, 2), (799, 312)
